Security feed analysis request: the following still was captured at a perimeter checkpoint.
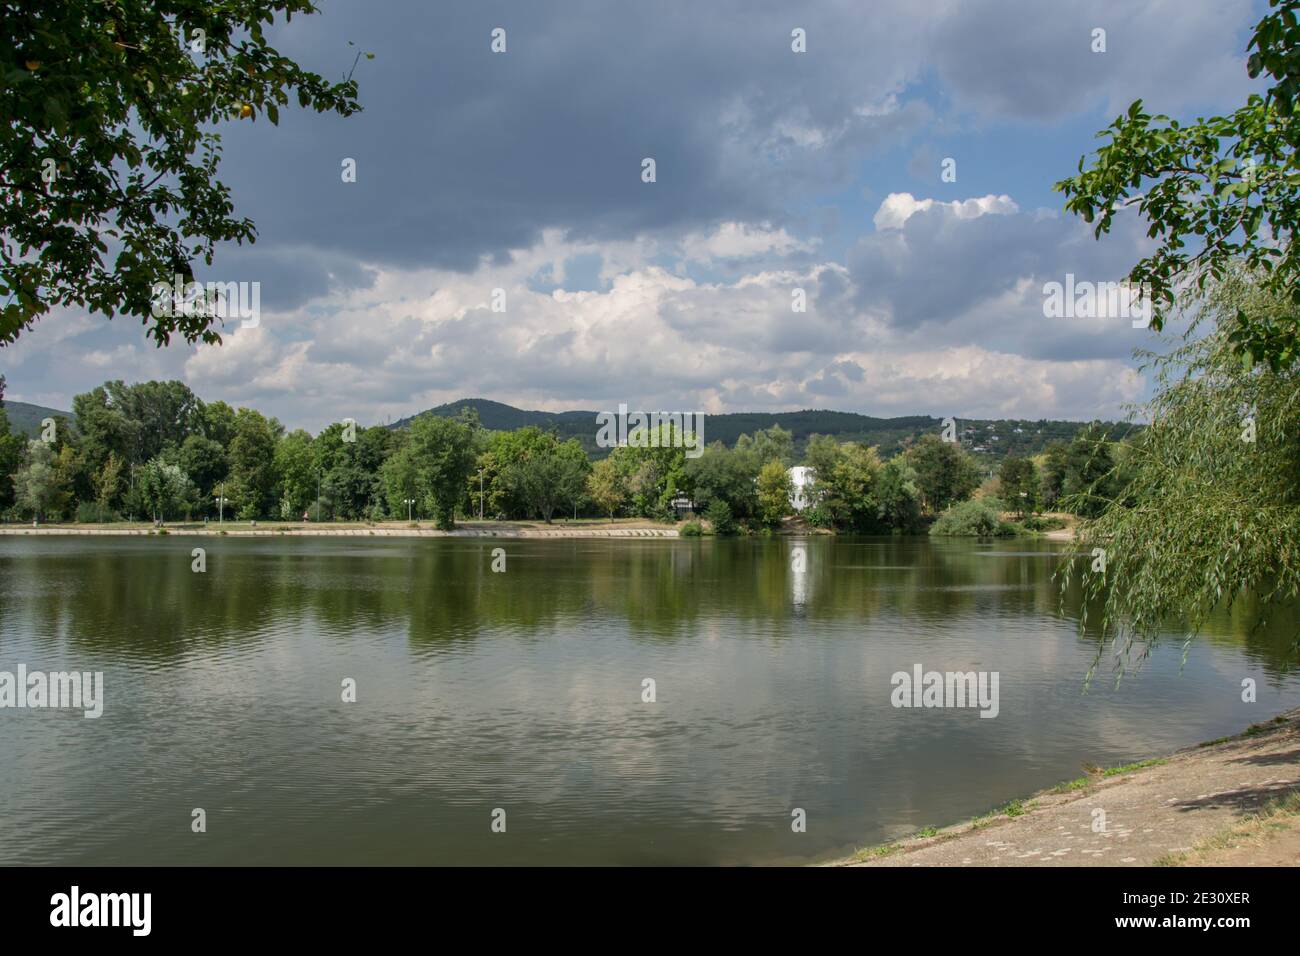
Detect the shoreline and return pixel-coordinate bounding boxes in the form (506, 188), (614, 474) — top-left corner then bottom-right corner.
(832, 708), (1300, 867)
(0, 514), (1078, 541)
(0, 520), (683, 539)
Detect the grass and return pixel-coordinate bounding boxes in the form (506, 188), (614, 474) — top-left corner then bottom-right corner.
(1050, 758), (1168, 794)
(851, 823), (945, 861)
(852, 797), (1044, 860)
(1198, 715), (1289, 748)
(1154, 791), (1300, 867)
(1101, 758), (1166, 777)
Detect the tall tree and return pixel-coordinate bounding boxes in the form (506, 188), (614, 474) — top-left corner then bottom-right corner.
(174, 433), (227, 502)
(585, 457), (625, 519)
(1062, 425), (1119, 519)
(226, 408), (280, 518)
(735, 425), (795, 470)
(905, 434), (980, 514)
(1065, 274), (1300, 674)
(12, 440), (68, 520)
(756, 459), (793, 528)
(274, 429), (316, 519)
(134, 456), (195, 522)
(1, 1), (364, 345)
(999, 456), (1040, 518)
(0, 376), (23, 511)
(684, 440), (759, 519)
(406, 414), (476, 530)
(499, 439), (588, 523)
(1038, 441), (1069, 511)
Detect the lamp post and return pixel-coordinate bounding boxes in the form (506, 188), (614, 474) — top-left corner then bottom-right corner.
(404, 498), (415, 522)
(215, 482), (226, 524)
(478, 469), (484, 520)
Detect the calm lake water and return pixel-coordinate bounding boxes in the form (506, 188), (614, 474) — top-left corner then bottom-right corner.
(0, 534), (1296, 865)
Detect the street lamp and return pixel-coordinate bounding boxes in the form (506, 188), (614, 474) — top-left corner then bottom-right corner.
(214, 482), (227, 523)
(478, 469), (485, 520)
(404, 498), (416, 522)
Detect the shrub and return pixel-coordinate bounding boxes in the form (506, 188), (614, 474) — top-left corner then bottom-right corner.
(75, 501), (116, 523)
(679, 521), (703, 537)
(803, 502), (835, 529)
(929, 499), (1013, 537)
(705, 499), (737, 535)
(1021, 515), (1066, 533)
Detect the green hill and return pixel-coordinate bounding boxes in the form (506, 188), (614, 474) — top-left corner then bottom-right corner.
(1, 400), (73, 439)
(394, 398), (1134, 465)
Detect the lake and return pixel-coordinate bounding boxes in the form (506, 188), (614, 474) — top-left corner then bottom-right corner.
(1, 534), (1296, 865)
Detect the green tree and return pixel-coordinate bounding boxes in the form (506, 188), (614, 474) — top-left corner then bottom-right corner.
(1039, 441), (1069, 511)
(72, 385), (141, 477)
(93, 450), (125, 513)
(379, 439), (420, 520)
(406, 414), (476, 530)
(274, 429), (316, 518)
(1055, 0), (1300, 370)
(756, 459), (792, 528)
(499, 439), (589, 523)
(226, 408), (280, 519)
(555, 440), (591, 520)
(12, 440), (68, 520)
(704, 498), (737, 535)
(1064, 274), (1300, 673)
(607, 425), (689, 520)
(684, 440), (759, 520)
(476, 426), (563, 519)
(105, 380), (202, 462)
(174, 433), (227, 501)
(735, 425), (795, 469)
(999, 456), (1040, 518)
(876, 457), (922, 532)
(904, 434), (980, 514)
(1, 1), (364, 345)
(200, 400), (237, 448)
(585, 456), (625, 519)
(1062, 425), (1118, 519)
(135, 455), (195, 522)
(0, 378), (23, 511)
(829, 443), (884, 532)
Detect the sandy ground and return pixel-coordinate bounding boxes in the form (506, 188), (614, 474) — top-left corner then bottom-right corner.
(841, 710), (1300, 867)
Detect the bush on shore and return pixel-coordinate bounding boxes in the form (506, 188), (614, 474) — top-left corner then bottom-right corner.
(929, 499), (1015, 537)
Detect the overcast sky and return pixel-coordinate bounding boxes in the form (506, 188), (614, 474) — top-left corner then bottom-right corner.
(0, 0), (1264, 432)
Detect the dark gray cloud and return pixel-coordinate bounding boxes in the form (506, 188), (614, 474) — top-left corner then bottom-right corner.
(208, 0), (936, 293)
(0, 0), (1258, 427)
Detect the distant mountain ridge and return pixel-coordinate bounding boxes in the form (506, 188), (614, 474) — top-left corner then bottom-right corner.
(394, 398), (1133, 462)
(1, 400), (72, 438)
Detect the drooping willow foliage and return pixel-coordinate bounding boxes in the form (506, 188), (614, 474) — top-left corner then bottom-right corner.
(1062, 271), (1300, 682)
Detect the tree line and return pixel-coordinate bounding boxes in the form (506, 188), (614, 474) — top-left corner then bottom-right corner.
(0, 376), (1127, 533)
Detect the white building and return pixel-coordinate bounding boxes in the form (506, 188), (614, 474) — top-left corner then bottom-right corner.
(788, 466), (814, 512)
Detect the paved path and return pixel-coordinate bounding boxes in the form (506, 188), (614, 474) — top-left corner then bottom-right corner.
(847, 710), (1300, 867)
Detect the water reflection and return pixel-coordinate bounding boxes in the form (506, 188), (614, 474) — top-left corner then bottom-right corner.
(0, 534), (1295, 865)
